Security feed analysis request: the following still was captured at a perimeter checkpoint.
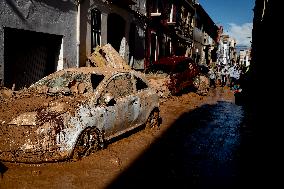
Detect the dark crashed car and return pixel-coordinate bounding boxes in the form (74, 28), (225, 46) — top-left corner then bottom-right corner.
(0, 67), (160, 163)
(149, 56), (209, 95)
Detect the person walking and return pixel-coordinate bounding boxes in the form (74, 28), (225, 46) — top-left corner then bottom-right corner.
(220, 66), (227, 87)
(228, 65), (236, 88)
(208, 68), (216, 88)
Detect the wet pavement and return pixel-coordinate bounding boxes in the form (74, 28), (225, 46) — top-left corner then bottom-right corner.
(108, 93), (247, 188)
(182, 102), (244, 187)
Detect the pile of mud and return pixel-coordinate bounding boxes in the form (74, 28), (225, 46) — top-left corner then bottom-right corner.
(0, 87), (86, 126)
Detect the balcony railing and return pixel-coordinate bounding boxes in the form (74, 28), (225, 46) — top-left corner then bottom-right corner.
(150, 12), (161, 16)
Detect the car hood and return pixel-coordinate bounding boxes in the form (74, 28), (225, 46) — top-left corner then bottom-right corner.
(7, 101), (71, 126)
(0, 88), (88, 128)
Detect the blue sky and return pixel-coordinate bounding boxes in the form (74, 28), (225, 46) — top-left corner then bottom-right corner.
(198, 0), (255, 46)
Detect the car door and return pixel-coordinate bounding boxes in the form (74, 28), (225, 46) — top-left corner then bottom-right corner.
(97, 73), (137, 137)
(132, 74), (150, 126)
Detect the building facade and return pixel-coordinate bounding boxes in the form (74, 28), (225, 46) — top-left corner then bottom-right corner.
(217, 34), (237, 66)
(0, 0), (78, 89)
(79, 0), (147, 70)
(193, 3), (219, 66)
(0, 0), (219, 89)
(145, 0), (196, 69)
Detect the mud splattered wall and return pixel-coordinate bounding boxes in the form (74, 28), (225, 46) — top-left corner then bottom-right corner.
(0, 0), (78, 87)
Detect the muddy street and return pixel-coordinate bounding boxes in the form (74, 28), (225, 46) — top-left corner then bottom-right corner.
(0, 87), (248, 189)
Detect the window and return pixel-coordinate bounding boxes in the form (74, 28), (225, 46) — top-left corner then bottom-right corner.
(91, 74), (104, 90)
(165, 37), (172, 56)
(91, 9), (101, 52)
(103, 74), (133, 99)
(168, 4), (174, 23)
(158, 35), (166, 59)
(134, 76), (148, 91)
(150, 33), (157, 63)
(152, 0), (162, 13)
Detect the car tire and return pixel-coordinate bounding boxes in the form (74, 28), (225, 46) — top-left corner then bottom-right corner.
(145, 109), (160, 129)
(72, 127), (102, 160)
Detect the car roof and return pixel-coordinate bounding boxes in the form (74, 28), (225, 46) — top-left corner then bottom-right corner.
(35, 67), (148, 84)
(55, 67), (131, 76)
(40, 67), (136, 78)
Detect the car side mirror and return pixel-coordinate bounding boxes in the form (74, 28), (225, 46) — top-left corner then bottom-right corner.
(103, 93), (116, 106)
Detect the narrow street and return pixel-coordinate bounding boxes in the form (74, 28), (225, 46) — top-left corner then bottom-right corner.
(0, 0), (280, 188)
(0, 87), (251, 189)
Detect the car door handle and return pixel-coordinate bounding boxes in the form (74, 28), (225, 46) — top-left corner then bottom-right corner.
(130, 98), (138, 104)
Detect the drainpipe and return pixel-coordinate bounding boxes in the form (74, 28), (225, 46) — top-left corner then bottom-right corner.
(76, 3), (80, 67)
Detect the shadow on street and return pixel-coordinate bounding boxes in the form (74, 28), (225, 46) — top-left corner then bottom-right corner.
(106, 101), (255, 189)
(0, 161), (8, 178)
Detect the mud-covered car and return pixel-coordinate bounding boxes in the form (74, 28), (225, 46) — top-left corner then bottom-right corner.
(148, 56), (209, 95)
(0, 67), (160, 163)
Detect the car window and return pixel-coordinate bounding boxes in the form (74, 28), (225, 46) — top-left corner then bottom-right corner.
(188, 62), (194, 70)
(134, 76), (148, 91)
(174, 60), (188, 73)
(33, 71), (85, 88)
(103, 73), (133, 99)
(147, 64), (172, 75)
(91, 74), (104, 90)
(30, 72), (102, 95)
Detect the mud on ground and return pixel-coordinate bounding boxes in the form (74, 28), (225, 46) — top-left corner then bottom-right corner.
(0, 86), (234, 189)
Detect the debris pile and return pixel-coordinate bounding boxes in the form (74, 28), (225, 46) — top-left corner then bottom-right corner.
(0, 87), (13, 99)
(88, 44), (172, 99)
(88, 44), (131, 70)
(146, 73), (171, 99)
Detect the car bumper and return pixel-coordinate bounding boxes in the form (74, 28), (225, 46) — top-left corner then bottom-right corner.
(0, 124), (66, 163)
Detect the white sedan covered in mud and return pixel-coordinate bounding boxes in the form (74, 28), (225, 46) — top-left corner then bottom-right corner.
(0, 67), (160, 163)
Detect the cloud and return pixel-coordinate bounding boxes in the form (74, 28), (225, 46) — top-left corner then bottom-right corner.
(227, 23), (252, 46)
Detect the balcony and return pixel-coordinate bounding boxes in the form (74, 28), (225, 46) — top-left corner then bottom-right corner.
(167, 21), (176, 25)
(150, 12), (161, 16)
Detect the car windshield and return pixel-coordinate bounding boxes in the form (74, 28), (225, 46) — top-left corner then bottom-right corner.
(32, 72), (83, 88)
(30, 71), (105, 94)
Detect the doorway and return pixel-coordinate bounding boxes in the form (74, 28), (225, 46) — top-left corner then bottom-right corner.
(107, 13), (126, 52)
(4, 27), (62, 90)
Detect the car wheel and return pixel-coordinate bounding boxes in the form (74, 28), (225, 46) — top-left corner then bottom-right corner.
(72, 127), (102, 160)
(145, 109), (160, 129)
